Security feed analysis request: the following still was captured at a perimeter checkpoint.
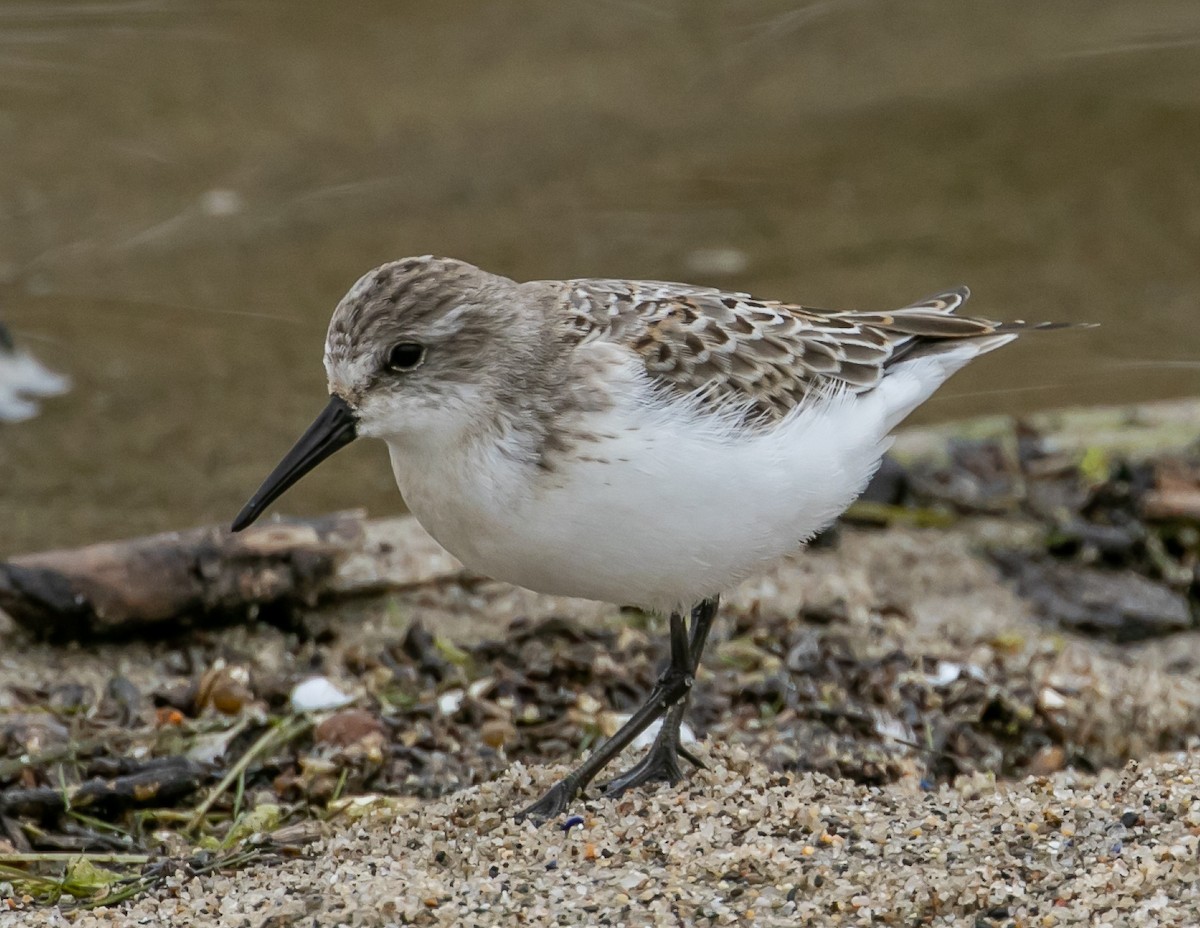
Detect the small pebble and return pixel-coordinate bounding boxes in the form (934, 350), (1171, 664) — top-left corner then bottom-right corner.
(290, 676), (353, 712)
(437, 689), (465, 716)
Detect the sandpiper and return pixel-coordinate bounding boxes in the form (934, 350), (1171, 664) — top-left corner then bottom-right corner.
(232, 256), (1086, 821)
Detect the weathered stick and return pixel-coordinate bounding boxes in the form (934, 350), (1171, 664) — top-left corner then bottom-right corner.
(0, 512), (464, 640)
(0, 757), (204, 816)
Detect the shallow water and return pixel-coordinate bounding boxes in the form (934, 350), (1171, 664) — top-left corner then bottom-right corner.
(2, 0), (1199, 555)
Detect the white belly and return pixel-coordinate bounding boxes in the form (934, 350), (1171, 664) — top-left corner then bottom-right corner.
(389, 385), (897, 614)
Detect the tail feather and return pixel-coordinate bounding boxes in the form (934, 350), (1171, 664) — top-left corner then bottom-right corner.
(902, 286), (971, 314)
(853, 287), (1094, 431)
(876, 287), (1095, 363)
(993, 319), (1097, 333)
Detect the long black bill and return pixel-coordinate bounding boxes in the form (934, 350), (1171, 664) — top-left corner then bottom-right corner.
(231, 395), (358, 532)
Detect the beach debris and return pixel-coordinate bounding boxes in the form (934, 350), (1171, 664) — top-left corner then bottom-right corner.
(290, 677), (353, 713)
(0, 512), (464, 640)
(993, 553), (1192, 641)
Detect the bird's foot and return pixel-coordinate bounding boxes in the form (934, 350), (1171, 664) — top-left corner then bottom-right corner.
(515, 776), (579, 825)
(600, 723), (705, 799)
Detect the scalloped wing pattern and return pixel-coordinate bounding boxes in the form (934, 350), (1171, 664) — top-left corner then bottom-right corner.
(563, 280), (1017, 423)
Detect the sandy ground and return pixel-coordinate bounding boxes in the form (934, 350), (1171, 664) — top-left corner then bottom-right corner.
(11, 749), (1200, 926)
(5, 520), (1200, 925)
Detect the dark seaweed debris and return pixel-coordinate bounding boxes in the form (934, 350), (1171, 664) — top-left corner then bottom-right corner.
(855, 430), (1200, 639)
(0, 595), (1151, 872)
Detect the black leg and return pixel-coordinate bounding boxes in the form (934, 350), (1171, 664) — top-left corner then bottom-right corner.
(599, 597), (718, 797)
(515, 596), (719, 823)
(515, 610), (694, 823)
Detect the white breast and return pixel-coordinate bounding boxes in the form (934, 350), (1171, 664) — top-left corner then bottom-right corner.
(387, 344), (985, 614)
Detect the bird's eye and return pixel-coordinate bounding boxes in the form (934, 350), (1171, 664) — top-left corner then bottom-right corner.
(386, 342), (425, 372)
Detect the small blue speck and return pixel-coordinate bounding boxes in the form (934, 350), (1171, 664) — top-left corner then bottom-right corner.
(1110, 842), (1122, 856)
(561, 815), (585, 833)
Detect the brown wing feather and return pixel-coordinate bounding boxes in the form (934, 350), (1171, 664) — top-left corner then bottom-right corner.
(563, 279), (1011, 423)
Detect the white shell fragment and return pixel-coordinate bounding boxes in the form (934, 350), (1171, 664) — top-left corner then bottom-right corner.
(437, 689), (465, 716)
(925, 661), (962, 687)
(290, 676), (354, 713)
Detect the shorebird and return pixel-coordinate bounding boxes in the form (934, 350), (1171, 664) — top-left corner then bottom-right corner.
(0, 319), (70, 423)
(232, 256), (1084, 820)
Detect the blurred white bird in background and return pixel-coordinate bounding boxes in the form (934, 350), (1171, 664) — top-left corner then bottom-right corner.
(0, 320), (70, 422)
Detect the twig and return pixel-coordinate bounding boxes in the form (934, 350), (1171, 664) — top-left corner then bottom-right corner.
(186, 715), (311, 833)
(0, 851), (150, 865)
(0, 757), (203, 815)
(0, 737), (112, 780)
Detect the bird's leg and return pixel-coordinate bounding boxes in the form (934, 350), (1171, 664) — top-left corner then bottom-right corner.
(599, 596), (718, 797)
(515, 602), (714, 824)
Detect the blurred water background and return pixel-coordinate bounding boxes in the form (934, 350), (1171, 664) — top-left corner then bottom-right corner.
(1, 0), (1198, 554)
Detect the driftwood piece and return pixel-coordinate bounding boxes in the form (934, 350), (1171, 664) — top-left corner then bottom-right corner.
(0, 757), (203, 816)
(891, 397), (1200, 463)
(0, 512), (464, 640)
